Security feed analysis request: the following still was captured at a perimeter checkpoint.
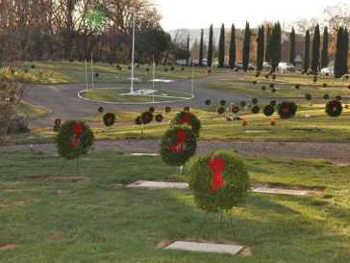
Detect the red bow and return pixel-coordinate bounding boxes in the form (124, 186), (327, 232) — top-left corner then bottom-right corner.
(283, 104), (290, 113)
(169, 129), (187, 153)
(72, 122), (84, 147)
(182, 113), (191, 125)
(209, 157), (225, 194)
(330, 101), (338, 112)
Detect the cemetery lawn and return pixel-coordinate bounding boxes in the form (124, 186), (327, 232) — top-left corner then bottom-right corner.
(17, 101), (51, 119)
(8, 104), (350, 145)
(230, 71), (350, 87)
(208, 78), (350, 99)
(0, 150), (350, 262)
(20, 61), (224, 84)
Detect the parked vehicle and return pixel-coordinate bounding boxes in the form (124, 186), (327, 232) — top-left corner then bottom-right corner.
(263, 62), (272, 71)
(278, 62), (296, 73)
(320, 66), (334, 76)
(234, 62), (255, 71)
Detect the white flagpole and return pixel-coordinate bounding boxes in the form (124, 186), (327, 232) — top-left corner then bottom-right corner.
(152, 56), (155, 103)
(191, 57), (194, 96)
(130, 14), (136, 94)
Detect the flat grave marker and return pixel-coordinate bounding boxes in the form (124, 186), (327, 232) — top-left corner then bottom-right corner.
(165, 241), (244, 255)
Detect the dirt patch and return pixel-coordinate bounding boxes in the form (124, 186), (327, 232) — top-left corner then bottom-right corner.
(47, 232), (63, 241)
(27, 175), (89, 182)
(238, 246), (253, 257)
(0, 201), (25, 207)
(0, 243), (18, 250)
(157, 240), (172, 249)
(0, 201), (9, 207)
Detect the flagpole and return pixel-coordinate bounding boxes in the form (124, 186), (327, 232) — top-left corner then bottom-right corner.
(130, 14), (136, 94)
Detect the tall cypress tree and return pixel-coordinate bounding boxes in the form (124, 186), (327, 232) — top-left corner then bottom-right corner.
(186, 34), (190, 66)
(334, 27), (344, 78)
(229, 24), (236, 69)
(311, 24), (321, 73)
(321, 26), (329, 68)
(257, 26), (265, 71)
(207, 24), (213, 67)
(199, 29), (204, 66)
(271, 22), (282, 72)
(218, 24), (225, 68)
(304, 30), (310, 73)
(343, 28), (349, 75)
(289, 27), (296, 65)
(242, 22), (251, 72)
(265, 25), (272, 63)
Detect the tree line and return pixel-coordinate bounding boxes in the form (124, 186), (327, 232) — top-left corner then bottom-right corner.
(197, 22), (349, 77)
(0, 0), (184, 65)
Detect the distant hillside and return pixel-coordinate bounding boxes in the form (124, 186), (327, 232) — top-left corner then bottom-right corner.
(168, 28), (221, 45)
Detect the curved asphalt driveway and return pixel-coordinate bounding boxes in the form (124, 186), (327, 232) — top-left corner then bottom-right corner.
(24, 73), (250, 128)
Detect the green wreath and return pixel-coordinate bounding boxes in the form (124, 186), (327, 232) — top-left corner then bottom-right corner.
(141, 111), (153, 124)
(160, 126), (197, 167)
(263, 105), (275, 117)
(103, 113), (116, 127)
(217, 107), (226, 115)
(171, 112), (201, 137)
(231, 105), (240, 114)
(305, 93), (312, 101)
(277, 101), (297, 119)
(56, 120), (94, 160)
(326, 100), (343, 117)
(251, 105), (260, 114)
(186, 150), (249, 212)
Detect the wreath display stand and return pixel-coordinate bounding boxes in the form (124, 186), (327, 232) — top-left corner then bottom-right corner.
(186, 151), (250, 238)
(160, 126), (197, 176)
(56, 120), (94, 175)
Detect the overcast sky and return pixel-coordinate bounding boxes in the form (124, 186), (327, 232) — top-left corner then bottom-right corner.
(153, 0), (344, 31)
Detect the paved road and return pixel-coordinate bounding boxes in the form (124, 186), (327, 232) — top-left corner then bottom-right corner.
(2, 139), (350, 163)
(24, 73), (251, 128)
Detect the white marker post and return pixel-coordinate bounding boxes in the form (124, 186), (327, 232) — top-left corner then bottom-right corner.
(91, 54), (95, 89)
(85, 59), (88, 90)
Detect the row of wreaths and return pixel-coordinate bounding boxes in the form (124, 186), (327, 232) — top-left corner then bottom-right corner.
(206, 98), (344, 118)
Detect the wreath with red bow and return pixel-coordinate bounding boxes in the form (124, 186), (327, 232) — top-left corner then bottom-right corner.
(326, 100), (343, 117)
(263, 105), (275, 117)
(103, 113), (116, 127)
(187, 151), (249, 212)
(56, 120), (94, 160)
(171, 111), (201, 137)
(277, 101), (297, 119)
(160, 126), (197, 166)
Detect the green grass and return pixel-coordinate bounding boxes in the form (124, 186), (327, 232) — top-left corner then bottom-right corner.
(5, 104), (350, 145)
(20, 61), (226, 84)
(17, 101), (51, 119)
(1, 150), (350, 262)
(81, 88), (191, 103)
(209, 76), (350, 100)
(232, 71), (350, 87)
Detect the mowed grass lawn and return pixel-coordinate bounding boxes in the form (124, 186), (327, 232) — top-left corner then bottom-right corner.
(209, 73), (350, 100)
(21, 61), (226, 84)
(1, 150), (350, 262)
(10, 105), (350, 145)
(226, 71), (350, 87)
